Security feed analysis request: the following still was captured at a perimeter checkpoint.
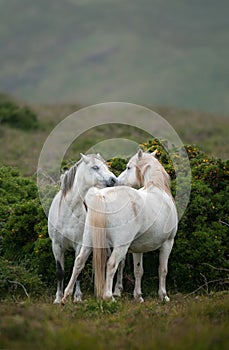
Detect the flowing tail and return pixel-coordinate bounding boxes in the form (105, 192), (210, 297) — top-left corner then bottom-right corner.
(88, 192), (107, 299)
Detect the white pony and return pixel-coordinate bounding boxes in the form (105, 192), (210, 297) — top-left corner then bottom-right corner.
(62, 149), (178, 304)
(48, 153), (117, 303)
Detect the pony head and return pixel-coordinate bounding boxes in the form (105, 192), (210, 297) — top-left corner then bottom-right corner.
(78, 153), (117, 188)
(61, 153), (117, 197)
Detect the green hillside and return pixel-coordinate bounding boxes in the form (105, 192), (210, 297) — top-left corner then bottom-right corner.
(0, 0), (229, 113)
(0, 96), (228, 175)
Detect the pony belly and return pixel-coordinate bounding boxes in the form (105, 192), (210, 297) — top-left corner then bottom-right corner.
(49, 214), (85, 249)
(129, 219), (176, 253)
(129, 233), (162, 253)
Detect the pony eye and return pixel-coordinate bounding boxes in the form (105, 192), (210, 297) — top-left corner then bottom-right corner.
(127, 166), (131, 170)
(92, 165), (99, 171)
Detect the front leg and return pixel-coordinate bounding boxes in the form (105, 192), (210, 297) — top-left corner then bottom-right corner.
(62, 247), (91, 304)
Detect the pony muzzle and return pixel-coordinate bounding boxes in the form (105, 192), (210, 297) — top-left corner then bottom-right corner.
(107, 176), (118, 187)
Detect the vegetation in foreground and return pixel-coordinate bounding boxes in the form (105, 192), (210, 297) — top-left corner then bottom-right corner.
(0, 292), (228, 350)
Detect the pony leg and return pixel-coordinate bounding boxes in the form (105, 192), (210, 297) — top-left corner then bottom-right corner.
(73, 273), (82, 303)
(52, 242), (65, 304)
(113, 258), (125, 297)
(62, 246), (92, 304)
(73, 245), (83, 302)
(133, 253), (144, 303)
(158, 238), (174, 302)
(103, 247), (129, 300)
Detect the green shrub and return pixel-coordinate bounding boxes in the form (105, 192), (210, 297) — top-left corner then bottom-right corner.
(0, 99), (39, 130)
(0, 256), (44, 299)
(108, 157), (127, 177)
(0, 166), (37, 227)
(1, 198), (44, 262)
(0, 166), (49, 298)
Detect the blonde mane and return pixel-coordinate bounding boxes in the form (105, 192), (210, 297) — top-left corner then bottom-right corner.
(137, 154), (172, 197)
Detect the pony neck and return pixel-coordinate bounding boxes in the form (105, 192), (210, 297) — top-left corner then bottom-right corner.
(72, 169), (91, 203)
(64, 165), (90, 208)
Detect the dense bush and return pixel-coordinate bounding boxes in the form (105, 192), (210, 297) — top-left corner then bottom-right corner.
(0, 140), (228, 298)
(0, 166), (47, 296)
(0, 256), (44, 299)
(0, 98), (39, 130)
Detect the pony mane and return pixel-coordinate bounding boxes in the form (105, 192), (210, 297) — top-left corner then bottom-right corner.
(61, 163), (79, 197)
(140, 154), (172, 197)
(60, 154), (106, 197)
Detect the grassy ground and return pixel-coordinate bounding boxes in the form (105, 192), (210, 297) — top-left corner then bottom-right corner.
(0, 292), (228, 350)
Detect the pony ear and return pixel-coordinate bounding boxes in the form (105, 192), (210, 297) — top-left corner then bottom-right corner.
(138, 149), (143, 160)
(96, 153), (103, 161)
(151, 149), (157, 157)
(80, 153), (90, 164)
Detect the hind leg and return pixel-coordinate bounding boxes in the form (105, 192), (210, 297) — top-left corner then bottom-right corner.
(158, 238), (174, 302)
(52, 242), (65, 304)
(104, 246), (129, 300)
(133, 253), (144, 303)
(73, 245), (83, 302)
(113, 258), (125, 297)
(73, 273), (83, 302)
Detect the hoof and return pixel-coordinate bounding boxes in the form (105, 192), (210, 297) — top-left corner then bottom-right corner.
(73, 295), (82, 303)
(53, 298), (62, 304)
(138, 296), (144, 303)
(159, 295), (170, 303)
(103, 295), (116, 302)
(159, 291), (170, 302)
(113, 290), (122, 298)
(113, 285), (123, 297)
(61, 298), (66, 305)
(134, 295), (144, 303)
(164, 296), (170, 302)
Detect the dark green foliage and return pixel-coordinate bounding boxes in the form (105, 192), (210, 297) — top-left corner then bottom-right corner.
(0, 99), (39, 130)
(108, 157), (127, 177)
(0, 257), (44, 299)
(2, 198), (45, 262)
(0, 166), (48, 296)
(0, 140), (228, 298)
(0, 166), (37, 227)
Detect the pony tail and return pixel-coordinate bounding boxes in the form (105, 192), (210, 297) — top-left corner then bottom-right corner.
(89, 193), (107, 299)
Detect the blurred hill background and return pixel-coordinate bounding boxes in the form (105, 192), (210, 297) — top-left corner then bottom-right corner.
(0, 0), (229, 113)
(0, 0), (228, 175)
(0, 95), (228, 176)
